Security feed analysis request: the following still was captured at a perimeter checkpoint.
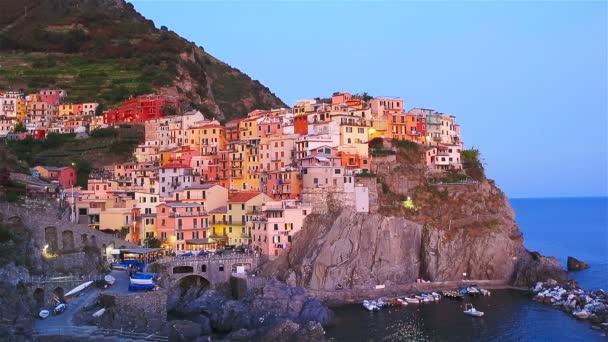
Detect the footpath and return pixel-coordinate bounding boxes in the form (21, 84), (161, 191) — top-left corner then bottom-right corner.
(305, 279), (526, 306)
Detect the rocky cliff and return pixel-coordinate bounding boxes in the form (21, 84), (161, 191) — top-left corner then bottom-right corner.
(261, 145), (566, 290)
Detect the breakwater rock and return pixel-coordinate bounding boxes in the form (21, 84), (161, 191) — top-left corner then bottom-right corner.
(533, 281), (608, 330)
(567, 256), (590, 271)
(169, 279), (331, 341)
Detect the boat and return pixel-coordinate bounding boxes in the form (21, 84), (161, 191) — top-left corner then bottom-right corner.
(53, 303), (66, 315)
(442, 290), (464, 299)
(480, 288), (491, 296)
(362, 300), (379, 311)
(404, 296), (420, 304)
(467, 286), (480, 296)
(128, 283), (156, 292)
(92, 308), (106, 317)
(376, 298), (387, 308)
(104, 275), (115, 285)
(396, 298), (408, 306)
(110, 262), (128, 270)
(130, 277), (154, 285)
(39, 310), (50, 319)
(431, 292), (441, 300)
(177, 252), (193, 258)
(131, 272), (157, 280)
(65, 281), (93, 297)
(459, 287), (469, 295)
(463, 303), (484, 317)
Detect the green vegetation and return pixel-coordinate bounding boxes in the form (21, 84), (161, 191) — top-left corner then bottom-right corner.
(428, 170), (470, 184)
(0, 1), (286, 121)
(461, 149), (485, 181)
(144, 237), (161, 248)
(5, 126), (144, 187)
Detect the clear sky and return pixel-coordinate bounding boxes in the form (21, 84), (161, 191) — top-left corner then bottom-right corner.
(131, 0), (607, 198)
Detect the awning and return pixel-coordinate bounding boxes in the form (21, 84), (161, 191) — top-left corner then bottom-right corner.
(121, 248), (164, 254)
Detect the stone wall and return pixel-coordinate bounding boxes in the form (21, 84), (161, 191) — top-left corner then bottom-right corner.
(97, 291), (168, 334)
(0, 200), (136, 258)
(301, 177), (378, 214)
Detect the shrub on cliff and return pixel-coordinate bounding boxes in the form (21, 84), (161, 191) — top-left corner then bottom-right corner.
(461, 148), (485, 181)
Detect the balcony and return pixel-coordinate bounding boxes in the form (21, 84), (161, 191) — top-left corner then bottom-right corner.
(169, 211), (207, 217)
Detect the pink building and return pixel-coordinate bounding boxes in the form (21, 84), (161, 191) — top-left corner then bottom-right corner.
(156, 202), (209, 253)
(425, 144), (463, 171)
(32, 165), (77, 189)
(331, 92), (352, 105)
(249, 200), (311, 258)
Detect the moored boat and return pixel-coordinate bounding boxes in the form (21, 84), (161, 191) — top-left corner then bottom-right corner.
(92, 308), (106, 317)
(431, 292), (441, 300)
(480, 288), (491, 296)
(463, 303), (484, 317)
(131, 272), (157, 280)
(104, 275), (115, 285)
(53, 303), (66, 315)
(404, 296), (420, 304)
(362, 300), (379, 311)
(396, 298), (408, 306)
(130, 277), (154, 285)
(128, 283), (156, 292)
(65, 281), (93, 297)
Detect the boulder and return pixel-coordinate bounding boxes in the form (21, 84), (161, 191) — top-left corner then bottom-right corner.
(169, 320), (202, 342)
(262, 320), (301, 341)
(225, 328), (256, 341)
(567, 256), (590, 271)
(298, 299), (333, 327)
(573, 310), (591, 319)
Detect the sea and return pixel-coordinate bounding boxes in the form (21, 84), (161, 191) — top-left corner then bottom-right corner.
(326, 197), (608, 341)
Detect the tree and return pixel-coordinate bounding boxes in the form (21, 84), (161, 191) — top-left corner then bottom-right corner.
(14, 122), (26, 133)
(95, 103), (104, 116)
(160, 25), (168, 32)
(144, 237), (161, 248)
(161, 103), (178, 116)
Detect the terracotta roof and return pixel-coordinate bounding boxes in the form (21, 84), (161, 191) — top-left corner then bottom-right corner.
(228, 191), (262, 203)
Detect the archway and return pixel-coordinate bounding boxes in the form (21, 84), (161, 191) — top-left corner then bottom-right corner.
(62, 230), (75, 251)
(33, 288), (44, 307)
(53, 287), (65, 303)
(175, 275), (210, 303)
(88, 235), (97, 247)
(7, 216), (21, 225)
(45, 227), (58, 252)
(173, 266), (194, 274)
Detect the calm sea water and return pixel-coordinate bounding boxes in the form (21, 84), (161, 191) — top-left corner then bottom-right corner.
(326, 197), (608, 341)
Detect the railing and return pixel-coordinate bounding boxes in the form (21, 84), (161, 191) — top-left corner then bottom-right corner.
(33, 325), (168, 341)
(156, 252), (260, 263)
(169, 211), (207, 217)
(23, 274), (105, 284)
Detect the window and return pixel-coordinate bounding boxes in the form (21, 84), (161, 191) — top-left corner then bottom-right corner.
(241, 204), (245, 210)
(335, 168), (341, 174)
(219, 265), (224, 272)
(313, 178), (319, 184)
(274, 223), (278, 230)
(228, 204), (232, 210)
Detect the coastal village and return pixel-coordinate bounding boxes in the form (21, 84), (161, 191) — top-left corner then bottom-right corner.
(1, 89), (464, 259)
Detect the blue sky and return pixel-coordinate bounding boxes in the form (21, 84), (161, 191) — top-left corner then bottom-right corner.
(131, 1), (607, 198)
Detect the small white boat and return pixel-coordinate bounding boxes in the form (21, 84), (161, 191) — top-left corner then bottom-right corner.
(362, 300), (379, 311)
(480, 288), (491, 296)
(65, 281), (93, 297)
(39, 310), (50, 319)
(376, 298), (387, 308)
(431, 292), (441, 300)
(92, 308), (106, 317)
(104, 275), (115, 285)
(463, 303), (484, 317)
(130, 277), (154, 285)
(54, 303), (66, 315)
(467, 287), (481, 296)
(404, 297), (420, 304)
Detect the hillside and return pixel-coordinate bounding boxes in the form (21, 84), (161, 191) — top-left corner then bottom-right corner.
(0, 0), (286, 121)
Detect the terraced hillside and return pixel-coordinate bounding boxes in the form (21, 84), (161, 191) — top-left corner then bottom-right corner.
(0, 0), (286, 121)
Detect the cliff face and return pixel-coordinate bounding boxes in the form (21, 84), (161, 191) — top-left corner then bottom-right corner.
(261, 148), (565, 289)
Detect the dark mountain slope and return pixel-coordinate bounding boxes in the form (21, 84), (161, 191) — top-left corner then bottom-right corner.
(0, 0), (286, 120)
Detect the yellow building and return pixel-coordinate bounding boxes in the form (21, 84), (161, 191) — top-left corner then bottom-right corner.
(186, 121), (227, 155)
(239, 117), (260, 140)
(16, 98), (27, 121)
(335, 115), (370, 158)
(58, 104), (74, 117)
(210, 192), (273, 246)
(229, 141), (247, 191)
(244, 141), (261, 191)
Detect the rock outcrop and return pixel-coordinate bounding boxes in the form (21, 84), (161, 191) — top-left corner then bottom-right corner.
(167, 280), (331, 341)
(567, 256), (590, 271)
(261, 177), (566, 290)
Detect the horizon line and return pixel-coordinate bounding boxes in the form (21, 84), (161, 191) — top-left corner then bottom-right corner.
(509, 195), (608, 200)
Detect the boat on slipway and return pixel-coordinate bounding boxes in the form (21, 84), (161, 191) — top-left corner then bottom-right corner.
(65, 281), (93, 297)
